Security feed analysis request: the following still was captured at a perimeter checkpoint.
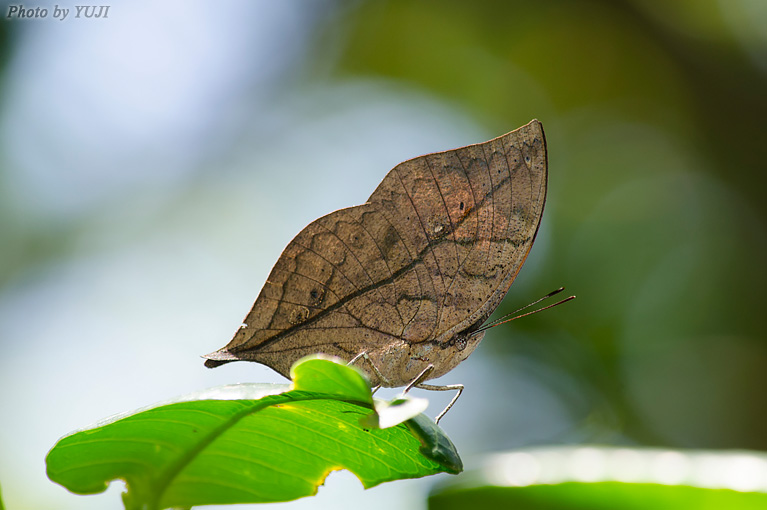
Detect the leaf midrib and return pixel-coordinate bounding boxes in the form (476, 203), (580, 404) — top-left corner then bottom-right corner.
(149, 391), (374, 510)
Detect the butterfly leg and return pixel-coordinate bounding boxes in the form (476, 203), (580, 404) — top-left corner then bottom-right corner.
(401, 364), (463, 423)
(403, 364), (435, 394)
(347, 351), (391, 392)
(415, 382), (464, 424)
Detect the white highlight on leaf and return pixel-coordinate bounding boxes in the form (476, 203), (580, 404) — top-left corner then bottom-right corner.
(479, 446), (767, 493)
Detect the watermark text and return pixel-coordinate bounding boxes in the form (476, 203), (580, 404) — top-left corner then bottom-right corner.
(7, 4), (110, 21)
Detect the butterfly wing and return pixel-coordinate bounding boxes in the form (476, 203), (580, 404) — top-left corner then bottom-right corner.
(367, 119), (547, 343)
(203, 120), (547, 383)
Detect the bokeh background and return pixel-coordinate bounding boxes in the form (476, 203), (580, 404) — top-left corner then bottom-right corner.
(1, 1), (766, 508)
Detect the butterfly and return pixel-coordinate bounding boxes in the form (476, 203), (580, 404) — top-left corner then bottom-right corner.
(204, 120), (551, 422)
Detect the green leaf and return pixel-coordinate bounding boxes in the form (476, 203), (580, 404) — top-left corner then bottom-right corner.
(429, 446), (767, 510)
(430, 483), (767, 510)
(46, 357), (462, 510)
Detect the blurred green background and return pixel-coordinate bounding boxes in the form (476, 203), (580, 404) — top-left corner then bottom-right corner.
(1, 1), (765, 509)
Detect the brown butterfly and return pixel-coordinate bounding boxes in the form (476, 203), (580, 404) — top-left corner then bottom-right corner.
(204, 120), (551, 422)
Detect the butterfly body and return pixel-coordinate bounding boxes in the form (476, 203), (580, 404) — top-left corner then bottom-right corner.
(204, 120), (547, 390)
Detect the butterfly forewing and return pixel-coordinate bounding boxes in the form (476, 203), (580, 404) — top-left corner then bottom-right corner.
(204, 120), (547, 387)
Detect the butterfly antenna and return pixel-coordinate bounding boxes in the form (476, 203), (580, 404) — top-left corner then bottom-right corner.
(479, 287), (564, 330)
(473, 287), (575, 334)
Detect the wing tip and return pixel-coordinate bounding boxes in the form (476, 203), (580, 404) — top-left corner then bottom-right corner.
(202, 350), (238, 368)
(522, 118), (545, 140)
